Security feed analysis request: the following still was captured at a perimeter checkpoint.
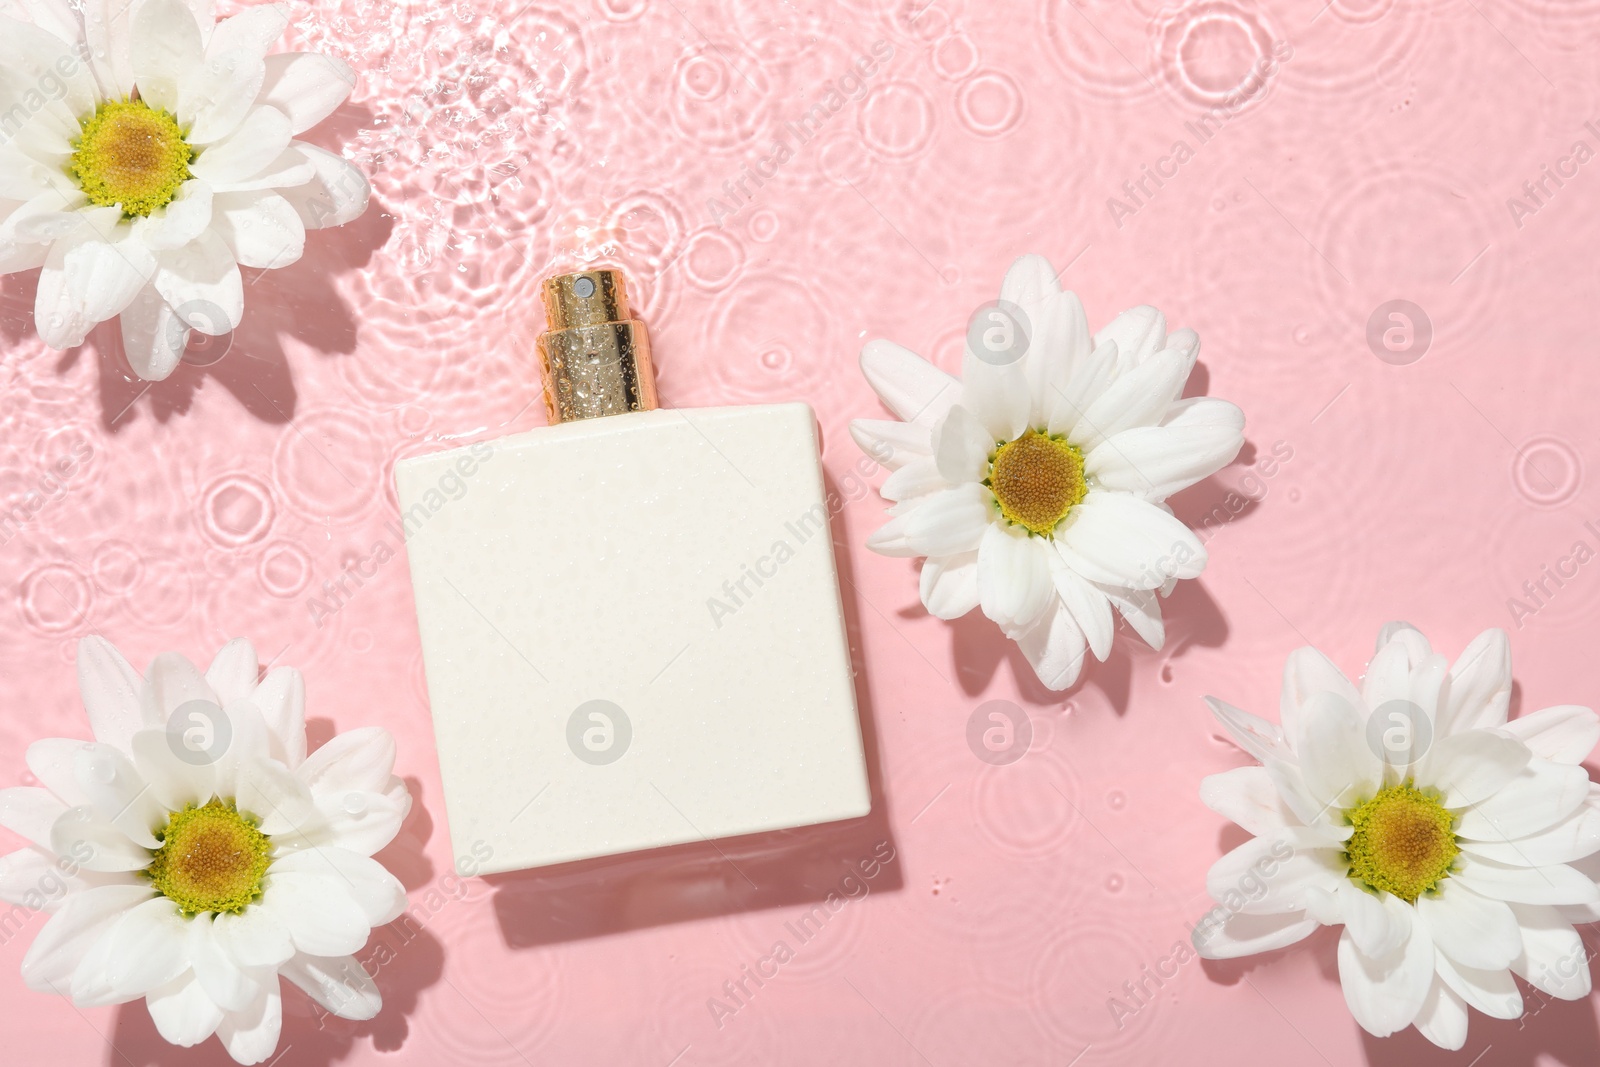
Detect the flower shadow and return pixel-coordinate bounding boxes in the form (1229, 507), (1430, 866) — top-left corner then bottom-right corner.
(104, 764), (443, 1065)
(0, 102), (389, 433)
(1357, 964), (1600, 1067)
(1201, 928), (1600, 1067)
(937, 572), (1229, 713)
(485, 472), (902, 949)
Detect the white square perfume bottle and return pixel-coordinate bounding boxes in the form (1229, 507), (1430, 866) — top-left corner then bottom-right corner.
(395, 269), (872, 875)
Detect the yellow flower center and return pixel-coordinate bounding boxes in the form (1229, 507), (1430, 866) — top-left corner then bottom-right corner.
(69, 99), (193, 217)
(146, 800), (271, 916)
(1344, 783), (1458, 902)
(987, 430), (1087, 536)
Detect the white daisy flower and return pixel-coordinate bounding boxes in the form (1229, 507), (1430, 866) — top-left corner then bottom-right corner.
(0, 0), (370, 380)
(0, 636), (411, 1064)
(850, 253), (1245, 690)
(1193, 622), (1600, 1049)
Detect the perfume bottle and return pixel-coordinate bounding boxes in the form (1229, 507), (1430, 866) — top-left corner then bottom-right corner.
(395, 269), (871, 875)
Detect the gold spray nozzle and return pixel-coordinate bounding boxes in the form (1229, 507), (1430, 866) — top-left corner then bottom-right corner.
(536, 269), (658, 424)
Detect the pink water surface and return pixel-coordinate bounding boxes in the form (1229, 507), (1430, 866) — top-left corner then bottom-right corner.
(3, 0), (1600, 1063)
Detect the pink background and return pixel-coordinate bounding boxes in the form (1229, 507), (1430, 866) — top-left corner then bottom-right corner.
(3, 0), (1599, 1063)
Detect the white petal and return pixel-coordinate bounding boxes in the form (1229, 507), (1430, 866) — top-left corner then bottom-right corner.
(918, 550), (979, 620)
(27, 738), (90, 806)
(211, 143), (317, 193)
(146, 973), (224, 1047)
(0, 846), (133, 909)
(858, 339), (959, 428)
(931, 404), (992, 485)
(849, 418), (930, 471)
(1044, 337), (1117, 437)
(1435, 950), (1522, 1019)
(66, 909), (126, 1006)
(1014, 601), (1087, 691)
(1396, 652), (1448, 768)
(878, 456), (943, 502)
(977, 524), (1052, 630)
(1454, 854), (1600, 905)
(1203, 831), (1343, 915)
(188, 912), (264, 1012)
(73, 743), (163, 847)
(75, 637), (146, 749)
(1291, 690), (1381, 811)
(181, 7), (288, 144)
(871, 483), (991, 558)
(1083, 397), (1245, 502)
(1419, 729), (1530, 808)
(1336, 921), (1435, 1037)
(271, 847), (405, 926)
(0, 14), (96, 114)
(205, 639), (259, 708)
(20, 883), (153, 994)
(50, 806), (151, 872)
(129, 728), (216, 812)
(259, 52), (355, 135)
(130, 0), (204, 113)
(1502, 705), (1600, 764)
(142, 651), (218, 724)
(211, 191), (305, 269)
(119, 284), (188, 382)
(0, 787), (68, 848)
(1360, 636), (1414, 718)
(275, 143), (366, 223)
(958, 355), (1030, 443)
(1456, 759), (1591, 841)
(1376, 619), (1432, 658)
(1067, 348), (1189, 451)
(1022, 291), (1090, 426)
(1509, 903), (1591, 999)
(203, 3), (287, 59)
(1266, 759), (1354, 837)
(101, 895), (188, 997)
(210, 700), (271, 801)
(152, 229), (244, 335)
(134, 181), (215, 252)
(191, 106), (293, 184)
(250, 667), (306, 769)
(1440, 628), (1512, 735)
(1340, 882), (1409, 959)
(281, 953), (382, 1020)
(1278, 645), (1363, 745)
(231, 759), (313, 837)
(81, 0), (137, 98)
(1410, 977), (1468, 1051)
(296, 727), (397, 798)
(211, 906), (294, 970)
(304, 781), (408, 857)
(215, 981), (283, 1066)
(1094, 304), (1166, 367)
(261, 871), (371, 955)
(5, 188), (87, 244)
(1458, 789), (1600, 866)
(1101, 584), (1163, 650)
(37, 218), (156, 345)
(1051, 563), (1113, 660)
(1416, 880), (1522, 971)
(1056, 491), (1205, 589)
(1206, 697), (1292, 765)
(1191, 908), (1319, 960)
(1199, 766), (1296, 836)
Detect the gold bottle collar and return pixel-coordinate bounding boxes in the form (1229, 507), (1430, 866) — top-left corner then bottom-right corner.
(537, 269), (659, 424)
